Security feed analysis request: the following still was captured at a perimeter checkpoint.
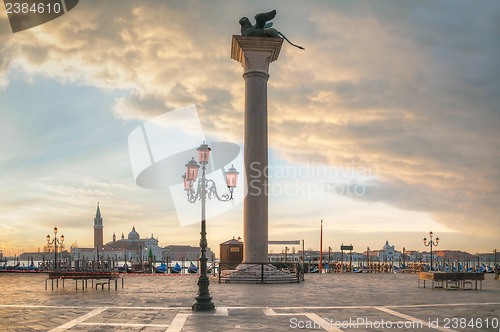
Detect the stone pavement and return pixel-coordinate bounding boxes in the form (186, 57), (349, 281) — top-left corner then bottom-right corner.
(0, 273), (499, 331)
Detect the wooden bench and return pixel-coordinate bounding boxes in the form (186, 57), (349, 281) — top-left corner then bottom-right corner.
(418, 272), (484, 290)
(95, 280), (110, 290)
(45, 271), (123, 291)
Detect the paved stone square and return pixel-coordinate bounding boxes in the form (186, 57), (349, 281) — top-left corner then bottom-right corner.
(0, 273), (499, 331)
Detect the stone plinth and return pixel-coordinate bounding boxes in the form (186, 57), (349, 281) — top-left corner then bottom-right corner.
(231, 35), (283, 264)
(217, 264), (300, 284)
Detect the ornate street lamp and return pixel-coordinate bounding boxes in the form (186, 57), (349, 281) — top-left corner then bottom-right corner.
(423, 231), (439, 271)
(184, 142), (238, 311)
(47, 227), (64, 271)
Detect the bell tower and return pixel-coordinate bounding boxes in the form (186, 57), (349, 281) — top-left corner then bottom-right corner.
(93, 202), (103, 248)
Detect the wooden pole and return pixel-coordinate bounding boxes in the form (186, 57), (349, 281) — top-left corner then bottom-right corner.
(402, 247), (405, 270)
(341, 247), (344, 273)
(319, 220), (323, 273)
(367, 247), (370, 272)
(328, 246), (331, 273)
(349, 246), (352, 273)
(302, 240), (305, 264)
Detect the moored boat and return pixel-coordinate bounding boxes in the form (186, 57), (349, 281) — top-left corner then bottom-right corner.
(171, 263), (182, 273)
(155, 263), (168, 273)
(118, 263), (132, 273)
(188, 262), (198, 273)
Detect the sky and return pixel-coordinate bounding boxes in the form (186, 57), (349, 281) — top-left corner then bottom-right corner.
(0, 0), (499, 256)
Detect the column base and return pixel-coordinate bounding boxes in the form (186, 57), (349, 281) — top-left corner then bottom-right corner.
(216, 263), (301, 284)
(192, 300), (215, 311)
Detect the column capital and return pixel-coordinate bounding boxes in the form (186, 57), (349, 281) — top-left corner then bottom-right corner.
(231, 35), (283, 77)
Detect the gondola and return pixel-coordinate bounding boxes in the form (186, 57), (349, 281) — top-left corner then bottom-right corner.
(188, 262), (198, 273)
(15, 264), (37, 271)
(118, 263), (132, 273)
(155, 263), (168, 273)
(171, 263), (182, 273)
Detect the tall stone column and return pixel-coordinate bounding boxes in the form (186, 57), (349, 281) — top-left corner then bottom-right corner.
(231, 36), (283, 264)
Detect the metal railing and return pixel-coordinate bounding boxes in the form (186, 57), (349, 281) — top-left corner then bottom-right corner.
(215, 262), (304, 283)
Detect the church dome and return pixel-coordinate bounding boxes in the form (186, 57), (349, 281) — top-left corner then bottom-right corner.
(128, 226), (140, 240)
(382, 240), (392, 251)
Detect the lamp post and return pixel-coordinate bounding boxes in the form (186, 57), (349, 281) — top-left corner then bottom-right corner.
(423, 231), (439, 271)
(183, 142), (239, 312)
(46, 227), (64, 271)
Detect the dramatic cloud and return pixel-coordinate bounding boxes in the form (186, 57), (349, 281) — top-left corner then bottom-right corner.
(0, 0), (499, 251)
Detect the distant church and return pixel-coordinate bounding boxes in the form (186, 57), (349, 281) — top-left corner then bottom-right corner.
(371, 240), (402, 262)
(104, 226), (159, 252)
(87, 203), (161, 260)
(70, 203), (214, 262)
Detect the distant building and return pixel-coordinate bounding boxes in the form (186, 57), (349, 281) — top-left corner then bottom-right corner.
(294, 241), (402, 263)
(294, 250), (365, 263)
(68, 203), (214, 262)
(70, 247), (136, 262)
(377, 240), (401, 262)
(69, 204), (161, 261)
(20, 251), (69, 261)
(103, 227), (162, 261)
(163, 245), (215, 262)
(435, 250), (473, 261)
(472, 252), (496, 261)
(93, 202), (103, 248)
(414, 251), (441, 263)
(220, 237), (243, 267)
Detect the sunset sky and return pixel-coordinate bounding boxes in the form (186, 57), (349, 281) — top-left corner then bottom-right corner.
(0, 0), (499, 256)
